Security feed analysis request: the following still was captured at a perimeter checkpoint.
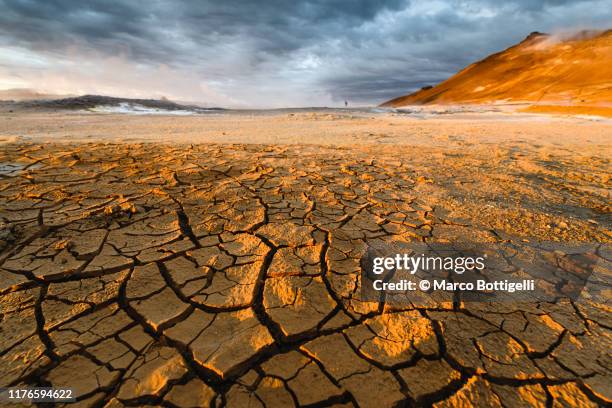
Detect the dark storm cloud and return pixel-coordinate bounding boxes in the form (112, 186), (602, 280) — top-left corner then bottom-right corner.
(0, 0), (610, 106)
(0, 1), (404, 60)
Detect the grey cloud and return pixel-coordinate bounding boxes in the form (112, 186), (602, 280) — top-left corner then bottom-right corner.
(0, 0), (610, 106)
(0, 0), (405, 58)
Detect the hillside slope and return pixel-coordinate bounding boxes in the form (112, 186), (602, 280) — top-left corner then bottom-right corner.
(2, 95), (224, 113)
(381, 30), (612, 107)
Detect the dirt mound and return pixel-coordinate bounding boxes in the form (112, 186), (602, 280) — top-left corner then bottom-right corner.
(381, 29), (612, 107)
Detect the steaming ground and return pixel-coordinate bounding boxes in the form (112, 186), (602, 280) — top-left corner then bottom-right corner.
(1, 107), (610, 145)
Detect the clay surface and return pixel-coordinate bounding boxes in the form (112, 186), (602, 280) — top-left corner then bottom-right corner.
(1, 111), (610, 407)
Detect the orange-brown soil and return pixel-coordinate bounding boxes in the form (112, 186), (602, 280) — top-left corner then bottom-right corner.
(382, 30), (612, 109)
(1, 111), (610, 407)
(521, 104), (612, 118)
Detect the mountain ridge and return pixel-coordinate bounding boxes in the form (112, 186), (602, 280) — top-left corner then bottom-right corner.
(381, 29), (612, 107)
(2, 94), (224, 112)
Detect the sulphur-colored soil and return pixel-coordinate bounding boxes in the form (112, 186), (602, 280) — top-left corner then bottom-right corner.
(521, 105), (612, 118)
(0, 111), (610, 407)
(382, 30), (612, 107)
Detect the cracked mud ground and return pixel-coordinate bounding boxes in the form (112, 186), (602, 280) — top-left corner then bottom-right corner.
(1, 119), (611, 407)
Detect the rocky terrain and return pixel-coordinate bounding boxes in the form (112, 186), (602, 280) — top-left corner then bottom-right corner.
(0, 111), (610, 407)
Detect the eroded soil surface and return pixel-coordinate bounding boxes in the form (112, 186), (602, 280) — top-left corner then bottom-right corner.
(1, 140), (610, 407)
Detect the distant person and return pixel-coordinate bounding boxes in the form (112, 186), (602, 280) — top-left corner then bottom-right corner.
(344, 100), (348, 107)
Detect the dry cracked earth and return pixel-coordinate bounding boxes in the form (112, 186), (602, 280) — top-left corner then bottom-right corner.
(1, 140), (610, 407)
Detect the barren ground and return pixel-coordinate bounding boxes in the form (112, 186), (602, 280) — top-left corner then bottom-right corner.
(1, 111), (610, 407)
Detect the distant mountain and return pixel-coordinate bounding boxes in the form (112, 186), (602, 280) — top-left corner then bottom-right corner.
(381, 30), (612, 107)
(9, 95), (223, 112)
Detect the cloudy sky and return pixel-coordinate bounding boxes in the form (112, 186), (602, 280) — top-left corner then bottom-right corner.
(1, 0), (610, 107)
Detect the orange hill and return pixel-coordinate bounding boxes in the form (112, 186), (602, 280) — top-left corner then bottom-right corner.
(381, 30), (612, 108)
